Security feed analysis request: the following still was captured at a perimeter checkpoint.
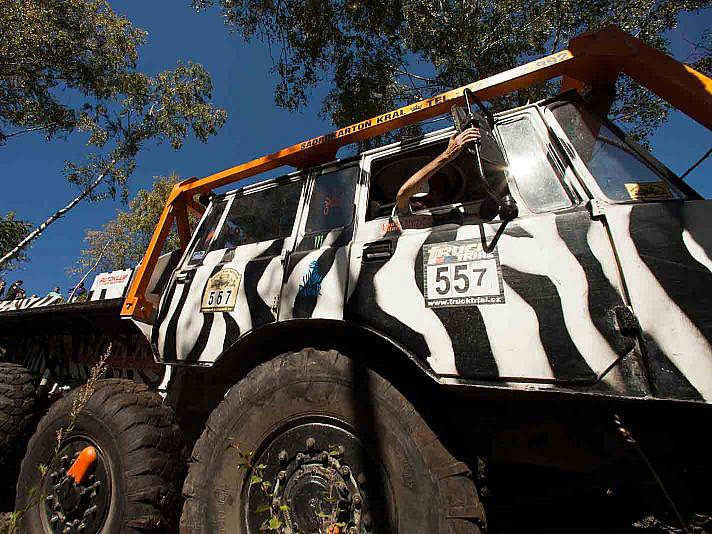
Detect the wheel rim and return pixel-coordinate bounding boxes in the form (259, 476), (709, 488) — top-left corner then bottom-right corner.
(41, 436), (112, 533)
(242, 418), (395, 533)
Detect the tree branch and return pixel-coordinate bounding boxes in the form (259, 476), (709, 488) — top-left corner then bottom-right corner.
(1, 122), (58, 141)
(0, 159), (117, 269)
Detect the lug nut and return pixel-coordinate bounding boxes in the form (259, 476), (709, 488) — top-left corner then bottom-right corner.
(83, 505), (98, 518)
(353, 494), (362, 509)
(306, 437), (315, 449)
(278, 450), (288, 463)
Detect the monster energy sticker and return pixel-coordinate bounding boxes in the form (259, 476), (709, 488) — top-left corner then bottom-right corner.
(423, 239), (505, 307)
(201, 268), (241, 312)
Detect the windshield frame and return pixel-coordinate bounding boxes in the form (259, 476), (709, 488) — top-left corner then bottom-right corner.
(542, 93), (701, 204)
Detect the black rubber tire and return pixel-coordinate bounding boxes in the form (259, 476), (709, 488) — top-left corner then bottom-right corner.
(181, 348), (484, 533)
(0, 362), (36, 468)
(16, 378), (184, 533)
(0, 362), (36, 511)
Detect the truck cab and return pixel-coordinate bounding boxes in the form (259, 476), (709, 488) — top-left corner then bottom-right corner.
(152, 92), (712, 403)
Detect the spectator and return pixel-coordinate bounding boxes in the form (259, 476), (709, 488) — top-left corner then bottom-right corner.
(69, 281), (88, 302)
(47, 287), (63, 301)
(0, 279), (5, 299)
(5, 280), (24, 300)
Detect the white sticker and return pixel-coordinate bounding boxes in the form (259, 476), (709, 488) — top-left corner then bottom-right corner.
(201, 268), (241, 312)
(423, 239), (505, 307)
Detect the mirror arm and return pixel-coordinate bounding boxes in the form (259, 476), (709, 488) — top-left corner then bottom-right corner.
(478, 220), (509, 253)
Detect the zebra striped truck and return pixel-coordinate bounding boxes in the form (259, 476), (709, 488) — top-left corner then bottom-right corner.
(2, 28), (711, 534)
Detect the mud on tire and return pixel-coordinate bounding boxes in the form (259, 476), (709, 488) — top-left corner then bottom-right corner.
(16, 378), (184, 533)
(181, 348), (484, 533)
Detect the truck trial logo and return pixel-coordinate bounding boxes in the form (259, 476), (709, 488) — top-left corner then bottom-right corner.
(201, 268), (241, 312)
(423, 239), (505, 307)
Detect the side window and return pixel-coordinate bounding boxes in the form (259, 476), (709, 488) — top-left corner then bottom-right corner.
(497, 115), (572, 212)
(212, 180), (303, 250)
(549, 101), (687, 202)
(367, 140), (488, 220)
(187, 198), (228, 265)
(304, 166), (358, 233)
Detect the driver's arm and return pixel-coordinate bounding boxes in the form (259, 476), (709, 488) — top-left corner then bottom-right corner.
(395, 128), (481, 212)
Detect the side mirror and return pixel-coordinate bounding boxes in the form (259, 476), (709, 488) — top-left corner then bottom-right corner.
(452, 91), (518, 222)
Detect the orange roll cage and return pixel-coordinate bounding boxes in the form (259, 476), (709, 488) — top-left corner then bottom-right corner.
(122, 25), (712, 320)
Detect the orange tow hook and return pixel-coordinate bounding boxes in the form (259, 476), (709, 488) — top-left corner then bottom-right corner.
(67, 446), (98, 485)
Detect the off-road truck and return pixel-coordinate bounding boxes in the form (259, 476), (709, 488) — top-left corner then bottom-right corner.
(1, 26), (711, 533)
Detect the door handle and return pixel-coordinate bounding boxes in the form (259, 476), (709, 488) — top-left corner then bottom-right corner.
(363, 240), (393, 262)
(175, 270), (195, 284)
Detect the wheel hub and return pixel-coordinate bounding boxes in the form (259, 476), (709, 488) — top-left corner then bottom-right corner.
(42, 439), (111, 533)
(245, 421), (390, 533)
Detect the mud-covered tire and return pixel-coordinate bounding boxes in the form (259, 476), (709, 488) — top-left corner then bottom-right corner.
(16, 379), (184, 533)
(0, 362), (36, 468)
(181, 348), (484, 533)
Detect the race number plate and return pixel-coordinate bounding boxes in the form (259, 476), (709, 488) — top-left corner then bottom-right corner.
(201, 268), (241, 312)
(423, 239), (505, 307)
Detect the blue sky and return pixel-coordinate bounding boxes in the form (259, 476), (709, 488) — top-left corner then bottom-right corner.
(1, 2), (711, 296)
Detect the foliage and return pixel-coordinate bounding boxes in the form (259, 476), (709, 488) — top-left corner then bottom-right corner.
(72, 175), (195, 275)
(194, 0), (711, 143)
(1, 1), (226, 174)
(0, 0), (226, 266)
(0, 213), (31, 275)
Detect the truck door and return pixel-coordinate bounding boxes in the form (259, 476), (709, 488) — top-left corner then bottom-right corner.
(279, 164), (360, 321)
(547, 99), (712, 402)
(153, 177), (305, 364)
(347, 111), (638, 392)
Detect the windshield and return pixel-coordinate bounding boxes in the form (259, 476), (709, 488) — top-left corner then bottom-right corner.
(549, 100), (688, 202)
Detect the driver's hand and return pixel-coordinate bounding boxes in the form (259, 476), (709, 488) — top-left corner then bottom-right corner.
(443, 127), (481, 161)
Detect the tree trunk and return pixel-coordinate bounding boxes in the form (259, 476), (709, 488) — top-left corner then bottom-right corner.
(0, 160), (116, 269)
